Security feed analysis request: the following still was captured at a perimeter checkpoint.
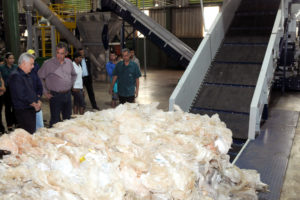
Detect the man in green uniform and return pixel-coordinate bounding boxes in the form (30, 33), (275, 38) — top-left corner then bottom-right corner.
(109, 48), (141, 104)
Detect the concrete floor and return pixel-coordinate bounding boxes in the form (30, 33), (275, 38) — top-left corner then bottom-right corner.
(41, 69), (184, 125)
(2, 69), (300, 199)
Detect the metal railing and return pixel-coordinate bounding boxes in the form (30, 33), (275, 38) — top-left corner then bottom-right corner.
(129, 0), (156, 8)
(169, 0), (242, 111)
(248, 9), (283, 139)
(35, 3), (77, 57)
(49, 4), (76, 29)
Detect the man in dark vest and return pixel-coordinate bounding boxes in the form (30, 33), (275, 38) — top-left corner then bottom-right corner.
(79, 48), (99, 110)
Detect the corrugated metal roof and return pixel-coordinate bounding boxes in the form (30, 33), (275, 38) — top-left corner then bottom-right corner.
(63, 0), (92, 12)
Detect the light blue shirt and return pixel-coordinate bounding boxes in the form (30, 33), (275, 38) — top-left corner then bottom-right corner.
(106, 61), (118, 93)
(106, 61), (115, 78)
(81, 59), (89, 77)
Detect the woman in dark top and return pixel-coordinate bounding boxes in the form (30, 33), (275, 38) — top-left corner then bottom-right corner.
(0, 67), (6, 134)
(0, 53), (18, 132)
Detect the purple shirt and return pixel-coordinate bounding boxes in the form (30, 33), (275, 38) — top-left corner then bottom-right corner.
(38, 57), (77, 94)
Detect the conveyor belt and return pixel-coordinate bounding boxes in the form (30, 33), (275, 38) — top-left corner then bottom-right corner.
(101, 0), (194, 66)
(235, 109), (299, 200)
(191, 0), (281, 139)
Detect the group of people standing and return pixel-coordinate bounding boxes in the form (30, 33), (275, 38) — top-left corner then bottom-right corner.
(0, 52), (42, 134)
(107, 48), (141, 107)
(0, 42), (141, 135)
(0, 42), (98, 134)
(0, 53), (18, 134)
(38, 42), (99, 128)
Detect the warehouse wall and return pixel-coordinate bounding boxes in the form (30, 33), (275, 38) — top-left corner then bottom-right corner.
(172, 7), (203, 37)
(125, 37), (202, 69)
(149, 6), (203, 37)
(124, 6), (203, 68)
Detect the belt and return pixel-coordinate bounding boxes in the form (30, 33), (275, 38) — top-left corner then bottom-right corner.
(15, 107), (36, 111)
(50, 90), (70, 94)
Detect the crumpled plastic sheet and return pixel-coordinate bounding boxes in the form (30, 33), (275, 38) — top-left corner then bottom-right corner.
(0, 103), (268, 200)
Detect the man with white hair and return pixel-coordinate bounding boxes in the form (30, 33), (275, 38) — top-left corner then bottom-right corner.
(8, 52), (41, 134)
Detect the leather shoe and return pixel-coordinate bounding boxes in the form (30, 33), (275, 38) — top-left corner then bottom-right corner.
(93, 106), (100, 110)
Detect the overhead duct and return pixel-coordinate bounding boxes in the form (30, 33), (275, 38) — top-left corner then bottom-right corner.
(76, 12), (122, 76)
(32, 0), (102, 71)
(23, 0), (34, 50)
(32, 0), (81, 48)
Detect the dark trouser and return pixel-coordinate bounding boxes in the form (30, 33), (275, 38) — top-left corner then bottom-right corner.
(119, 96), (135, 104)
(4, 89), (16, 127)
(72, 89), (86, 107)
(49, 91), (72, 127)
(15, 108), (36, 134)
(83, 76), (98, 109)
(0, 95), (4, 133)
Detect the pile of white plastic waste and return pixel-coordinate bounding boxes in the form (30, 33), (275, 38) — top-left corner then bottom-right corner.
(0, 103), (267, 200)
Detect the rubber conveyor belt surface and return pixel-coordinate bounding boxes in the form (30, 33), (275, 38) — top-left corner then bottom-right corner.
(204, 63), (261, 85)
(235, 110), (299, 200)
(191, 0), (281, 139)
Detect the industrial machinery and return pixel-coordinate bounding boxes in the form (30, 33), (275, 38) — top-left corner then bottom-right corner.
(274, 2), (300, 91)
(101, 0), (195, 66)
(169, 0), (299, 198)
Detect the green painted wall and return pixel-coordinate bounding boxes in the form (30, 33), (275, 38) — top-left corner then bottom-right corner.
(2, 0), (20, 60)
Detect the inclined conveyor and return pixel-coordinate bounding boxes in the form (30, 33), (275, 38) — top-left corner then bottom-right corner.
(101, 0), (195, 66)
(190, 0), (281, 140)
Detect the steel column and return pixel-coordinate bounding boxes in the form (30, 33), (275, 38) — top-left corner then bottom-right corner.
(25, 12), (33, 50)
(2, 0), (21, 59)
(142, 0), (147, 77)
(121, 20), (125, 49)
(33, 27), (39, 57)
(24, 0), (34, 50)
(51, 26), (56, 57)
(200, 0), (206, 32)
(166, 7), (172, 32)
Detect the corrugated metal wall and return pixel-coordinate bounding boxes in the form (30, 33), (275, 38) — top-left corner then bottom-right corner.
(149, 9), (167, 28)
(125, 7), (203, 38)
(146, 7), (203, 38)
(172, 7), (203, 38)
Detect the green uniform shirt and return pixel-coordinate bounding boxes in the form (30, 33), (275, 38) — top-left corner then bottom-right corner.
(0, 64), (18, 86)
(112, 60), (141, 97)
